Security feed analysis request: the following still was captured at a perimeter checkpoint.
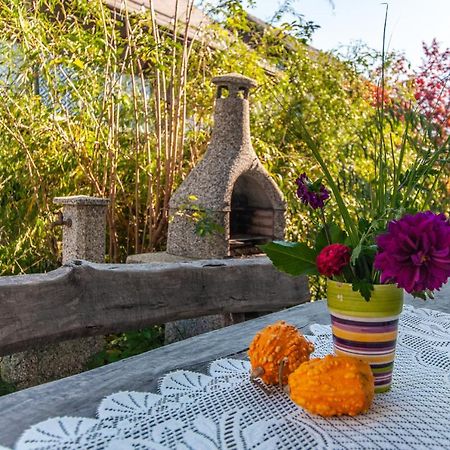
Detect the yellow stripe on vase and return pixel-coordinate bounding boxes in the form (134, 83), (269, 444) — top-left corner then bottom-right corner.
(335, 349), (396, 364)
(332, 327), (398, 342)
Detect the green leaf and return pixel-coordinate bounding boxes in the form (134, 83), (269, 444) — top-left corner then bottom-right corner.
(411, 291), (427, 300)
(352, 280), (374, 302)
(310, 177), (325, 191)
(350, 243), (362, 265)
(411, 290), (434, 300)
(357, 218), (371, 234)
(315, 223), (348, 251)
(259, 241), (319, 276)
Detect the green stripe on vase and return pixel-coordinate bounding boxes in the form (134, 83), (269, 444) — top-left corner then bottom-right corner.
(327, 280), (403, 318)
(372, 364), (394, 374)
(376, 385), (392, 394)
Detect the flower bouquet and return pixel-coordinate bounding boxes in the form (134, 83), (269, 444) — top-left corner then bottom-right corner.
(262, 172), (449, 391)
(262, 173), (450, 301)
(261, 88), (450, 392)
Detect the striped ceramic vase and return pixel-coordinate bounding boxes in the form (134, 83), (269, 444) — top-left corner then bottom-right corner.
(327, 280), (404, 393)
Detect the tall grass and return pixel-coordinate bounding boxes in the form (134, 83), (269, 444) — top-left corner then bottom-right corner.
(0, 0), (213, 269)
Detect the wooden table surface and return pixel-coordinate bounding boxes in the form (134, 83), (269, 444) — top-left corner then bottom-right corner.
(0, 284), (448, 448)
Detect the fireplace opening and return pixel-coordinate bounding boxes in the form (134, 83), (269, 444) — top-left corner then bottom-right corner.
(229, 174), (274, 256)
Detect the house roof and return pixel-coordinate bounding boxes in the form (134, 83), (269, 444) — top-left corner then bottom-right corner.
(104, 0), (210, 40)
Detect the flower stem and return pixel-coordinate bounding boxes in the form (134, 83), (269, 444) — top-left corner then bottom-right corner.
(318, 208), (331, 245)
(297, 122), (359, 247)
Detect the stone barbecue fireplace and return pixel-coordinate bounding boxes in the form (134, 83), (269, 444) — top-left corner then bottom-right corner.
(167, 73), (285, 258)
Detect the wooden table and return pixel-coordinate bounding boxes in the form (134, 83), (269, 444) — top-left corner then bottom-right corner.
(0, 285), (448, 448)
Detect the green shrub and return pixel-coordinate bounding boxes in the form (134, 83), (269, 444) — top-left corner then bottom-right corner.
(0, 0), (447, 301)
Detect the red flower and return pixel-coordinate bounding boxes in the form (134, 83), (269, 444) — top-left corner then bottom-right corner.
(316, 244), (351, 278)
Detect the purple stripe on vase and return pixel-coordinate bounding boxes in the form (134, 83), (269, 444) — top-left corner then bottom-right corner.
(330, 321), (399, 333)
(376, 373), (394, 381)
(330, 312), (400, 393)
(375, 377), (392, 386)
(331, 315), (399, 328)
(333, 336), (397, 350)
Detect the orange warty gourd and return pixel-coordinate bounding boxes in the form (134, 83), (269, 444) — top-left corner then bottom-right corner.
(288, 355), (374, 417)
(248, 321), (315, 386)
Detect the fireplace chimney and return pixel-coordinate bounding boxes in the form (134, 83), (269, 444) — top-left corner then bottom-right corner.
(167, 73), (285, 258)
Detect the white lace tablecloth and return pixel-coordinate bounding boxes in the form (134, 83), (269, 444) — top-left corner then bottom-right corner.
(7, 305), (450, 450)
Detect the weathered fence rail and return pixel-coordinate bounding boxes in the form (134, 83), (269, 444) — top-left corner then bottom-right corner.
(0, 257), (309, 356)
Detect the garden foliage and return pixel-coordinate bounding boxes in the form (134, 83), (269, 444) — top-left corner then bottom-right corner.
(0, 0), (448, 300)
(0, 0), (448, 379)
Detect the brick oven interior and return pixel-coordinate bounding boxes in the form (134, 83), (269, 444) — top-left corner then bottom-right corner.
(229, 173), (275, 256)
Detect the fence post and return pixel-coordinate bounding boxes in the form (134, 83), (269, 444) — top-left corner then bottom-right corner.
(0, 196), (109, 389)
(53, 195), (109, 264)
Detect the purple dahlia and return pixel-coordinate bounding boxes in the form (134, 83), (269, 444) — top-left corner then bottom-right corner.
(296, 173), (330, 209)
(374, 211), (450, 293)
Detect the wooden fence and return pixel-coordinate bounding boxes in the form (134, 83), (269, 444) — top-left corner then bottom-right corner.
(0, 257), (309, 356)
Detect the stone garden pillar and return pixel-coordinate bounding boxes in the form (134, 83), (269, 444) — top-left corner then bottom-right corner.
(53, 195), (109, 265)
(0, 196), (109, 389)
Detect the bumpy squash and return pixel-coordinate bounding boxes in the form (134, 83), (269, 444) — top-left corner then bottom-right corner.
(248, 321), (314, 386)
(288, 355), (374, 416)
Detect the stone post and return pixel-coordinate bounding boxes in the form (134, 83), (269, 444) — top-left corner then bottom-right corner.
(53, 195), (109, 264)
(0, 196), (109, 389)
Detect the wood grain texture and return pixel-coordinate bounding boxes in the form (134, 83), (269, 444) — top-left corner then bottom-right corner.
(0, 300), (326, 447)
(0, 287), (448, 448)
(0, 258), (309, 356)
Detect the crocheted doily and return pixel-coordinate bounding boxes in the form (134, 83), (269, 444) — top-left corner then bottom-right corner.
(10, 305), (450, 450)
